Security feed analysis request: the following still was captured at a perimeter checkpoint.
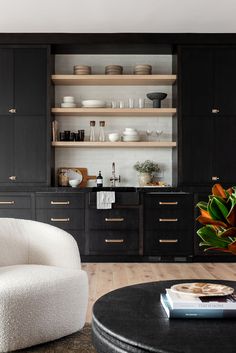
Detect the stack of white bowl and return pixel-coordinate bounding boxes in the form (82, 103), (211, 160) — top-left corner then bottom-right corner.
(61, 96), (76, 108)
(81, 100), (106, 108)
(122, 128), (140, 142)
(74, 65), (91, 75)
(134, 64), (152, 75)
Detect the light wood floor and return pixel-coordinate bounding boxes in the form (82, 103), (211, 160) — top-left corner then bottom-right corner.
(82, 262), (236, 322)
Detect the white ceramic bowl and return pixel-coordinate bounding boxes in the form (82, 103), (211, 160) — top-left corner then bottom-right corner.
(81, 100), (106, 107)
(108, 133), (120, 142)
(61, 102), (76, 108)
(124, 128), (136, 132)
(69, 179), (81, 187)
(63, 96), (75, 103)
(123, 131), (139, 136)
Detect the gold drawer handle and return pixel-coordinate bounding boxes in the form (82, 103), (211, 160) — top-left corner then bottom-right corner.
(0, 201), (15, 205)
(159, 202), (178, 205)
(212, 108), (220, 114)
(105, 239), (124, 243)
(50, 201), (70, 205)
(212, 176), (220, 181)
(50, 218), (70, 222)
(159, 239), (178, 243)
(159, 218), (178, 222)
(9, 108), (16, 114)
(105, 218), (124, 222)
(9, 176), (16, 181)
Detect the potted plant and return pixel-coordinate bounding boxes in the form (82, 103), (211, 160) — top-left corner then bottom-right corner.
(196, 183), (236, 254)
(133, 160), (159, 186)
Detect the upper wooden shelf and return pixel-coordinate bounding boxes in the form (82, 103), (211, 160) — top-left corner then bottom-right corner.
(51, 108), (176, 117)
(52, 141), (177, 148)
(51, 74), (177, 86)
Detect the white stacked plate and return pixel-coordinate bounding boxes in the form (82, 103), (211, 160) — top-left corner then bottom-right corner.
(81, 100), (106, 108)
(122, 128), (140, 142)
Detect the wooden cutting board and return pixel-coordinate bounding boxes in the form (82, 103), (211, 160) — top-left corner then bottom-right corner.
(58, 167), (96, 188)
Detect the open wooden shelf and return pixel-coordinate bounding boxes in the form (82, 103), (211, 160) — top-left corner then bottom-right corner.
(51, 108), (176, 117)
(51, 74), (177, 86)
(52, 141), (177, 148)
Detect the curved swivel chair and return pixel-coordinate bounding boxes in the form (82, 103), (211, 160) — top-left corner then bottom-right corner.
(0, 218), (88, 352)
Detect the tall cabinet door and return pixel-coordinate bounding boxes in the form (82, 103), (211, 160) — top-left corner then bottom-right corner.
(181, 47), (213, 117)
(180, 116), (212, 185)
(214, 48), (236, 116)
(0, 48), (13, 115)
(14, 116), (47, 183)
(14, 48), (47, 116)
(0, 116), (14, 182)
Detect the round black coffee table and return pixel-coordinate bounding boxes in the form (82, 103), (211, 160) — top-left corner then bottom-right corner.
(92, 279), (236, 353)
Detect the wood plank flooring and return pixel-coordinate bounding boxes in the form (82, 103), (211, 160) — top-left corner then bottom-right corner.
(82, 262), (236, 322)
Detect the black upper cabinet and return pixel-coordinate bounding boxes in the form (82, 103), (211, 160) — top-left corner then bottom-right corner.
(179, 46), (236, 186)
(181, 46), (236, 117)
(181, 47), (213, 117)
(0, 46), (50, 185)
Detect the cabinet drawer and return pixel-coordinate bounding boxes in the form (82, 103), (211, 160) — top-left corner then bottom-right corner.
(145, 208), (192, 230)
(89, 192), (139, 207)
(36, 209), (84, 230)
(145, 194), (192, 210)
(89, 230), (139, 255)
(36, 193), (84, 209)
(0, 195), (31, 209)
(88, 209), (139, 230)
(0, 209), (32, 219)
(145, 231), (193, 255)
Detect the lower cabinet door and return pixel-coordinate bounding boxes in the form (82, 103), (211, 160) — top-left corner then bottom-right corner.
(89, 230), (139, 255)
(144, 231), (193, 256)
(0, 209), (32, 219)
(36, 209), (84, 230)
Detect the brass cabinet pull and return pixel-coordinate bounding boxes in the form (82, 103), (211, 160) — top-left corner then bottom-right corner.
(9, 176), (16, 181)
(50, 201), (70, 205)
(50, 218), (70, 222)
(105, 218), (124, 222)
(9, 108), (16, 114)
(159, 239), (178, 243)
(0, 201), (15, 205)
(212, 108), (220, 114)
(159, 202), (178, 205)
(212, 176), (220, 181)
(159, 218), (178, 222)
(105, 239), (124, 243)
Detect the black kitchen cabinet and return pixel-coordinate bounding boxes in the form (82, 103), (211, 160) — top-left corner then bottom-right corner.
(179, 46), (236, 186)
(144, 193), (193, 259)
(0, 193), (34, 219)
(86, 192), (140, 256)
(36, 193), (85, 255)
(0, 46), (50, 185)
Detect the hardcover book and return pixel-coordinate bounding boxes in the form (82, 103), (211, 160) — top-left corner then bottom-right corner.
(160, 294), (236, 319)
(166, 288), (236, 310)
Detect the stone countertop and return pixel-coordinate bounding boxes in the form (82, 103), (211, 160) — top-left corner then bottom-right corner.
(0, 186), (187, 193)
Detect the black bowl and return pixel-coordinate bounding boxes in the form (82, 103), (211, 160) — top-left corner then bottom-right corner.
(146, 92), (167, 108)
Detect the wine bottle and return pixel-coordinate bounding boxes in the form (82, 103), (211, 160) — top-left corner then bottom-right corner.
(96, 171), (103, 188)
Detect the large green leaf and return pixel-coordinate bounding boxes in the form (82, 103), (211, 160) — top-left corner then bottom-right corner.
(213, 197), (230, 218)
(197, 226), (229, 248)
(208, 198), (225, 220)
(196, 201), (208, 211)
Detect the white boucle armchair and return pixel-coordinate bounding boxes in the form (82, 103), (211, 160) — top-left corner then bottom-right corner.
(0, 218), (88, 352)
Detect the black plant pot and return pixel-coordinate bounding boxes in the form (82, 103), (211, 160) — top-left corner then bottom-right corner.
(146, 92), (167, 108)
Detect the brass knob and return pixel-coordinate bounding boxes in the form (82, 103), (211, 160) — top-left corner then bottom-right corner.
(212, 176), (220, 181)
(212, 108), (219, 114)
(9, 176), (16, 181)
(9, 108), (16, 114)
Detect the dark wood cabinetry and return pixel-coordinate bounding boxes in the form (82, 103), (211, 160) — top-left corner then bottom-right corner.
(144, 193), (193, 259)
(36, 193), (85, 254)
(86, 192), (140, 256)
(0, 46), (50, 186)
(0, 193), (34, 219)
(179, 46), (236, 186)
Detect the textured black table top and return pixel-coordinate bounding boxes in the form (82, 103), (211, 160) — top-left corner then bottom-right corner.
(92, 279), (236, 353)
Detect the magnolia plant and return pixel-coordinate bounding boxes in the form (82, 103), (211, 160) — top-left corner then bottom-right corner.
(196, 184), (236, 254)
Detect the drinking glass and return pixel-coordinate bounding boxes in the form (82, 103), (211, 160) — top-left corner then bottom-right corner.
(146, 129), (153, 141)
(156, 130), (163, 141)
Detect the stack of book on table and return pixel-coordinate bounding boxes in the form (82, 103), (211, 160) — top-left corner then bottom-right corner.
(160, 282), (236, 319)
